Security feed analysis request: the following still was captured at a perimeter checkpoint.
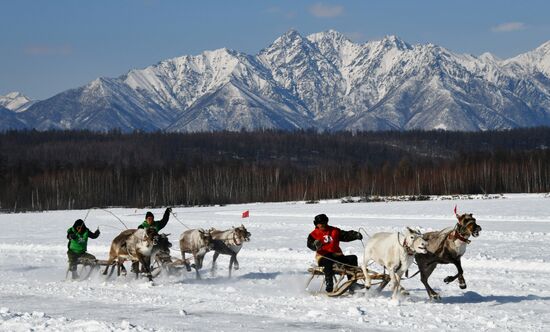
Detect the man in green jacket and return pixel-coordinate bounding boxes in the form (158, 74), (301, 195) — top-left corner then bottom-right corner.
(138, 207), (172, 232)
(67, 219), (100, 279)
(132, 207), (172, 273)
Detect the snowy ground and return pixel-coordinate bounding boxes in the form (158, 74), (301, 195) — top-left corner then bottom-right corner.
(1, 194), (550, 331)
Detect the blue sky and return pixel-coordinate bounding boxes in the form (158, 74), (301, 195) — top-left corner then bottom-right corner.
(1, 0), (549, 100)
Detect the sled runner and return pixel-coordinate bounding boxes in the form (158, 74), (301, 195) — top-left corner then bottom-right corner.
(149, 251), (189, 277)
(306, 263), (390, 297)
(66, 257), (110, 281)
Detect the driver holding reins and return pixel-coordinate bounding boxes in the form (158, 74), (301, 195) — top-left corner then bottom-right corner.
(66, 219), (100, 279)
(307, 214), (363, 293)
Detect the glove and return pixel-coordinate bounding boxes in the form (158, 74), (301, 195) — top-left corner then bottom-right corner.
(95, 228), (101, 236)
(166, 207), (172, 214)
(68, 233), (76, 240)
(356, 231), (363, 240)
(313, 239), (323, 250)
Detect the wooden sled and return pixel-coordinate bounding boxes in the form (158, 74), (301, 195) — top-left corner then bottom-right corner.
(306, 264), (390, 297)
(149, 251), (189, 277)
(66, 257), (110, 281)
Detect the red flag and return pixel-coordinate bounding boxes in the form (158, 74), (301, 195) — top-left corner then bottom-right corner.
(242, 210), (249, 218)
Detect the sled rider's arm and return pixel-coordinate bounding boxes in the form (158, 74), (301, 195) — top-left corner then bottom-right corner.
(88, 228), (100, 239)
(340, 230), (362, 242)
(67, 229), (76, 240)
(156, 207), (171, 230)
(307, 234), (318, 251)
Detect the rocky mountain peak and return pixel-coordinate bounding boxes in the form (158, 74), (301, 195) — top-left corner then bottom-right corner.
(3, 30), (550, 133)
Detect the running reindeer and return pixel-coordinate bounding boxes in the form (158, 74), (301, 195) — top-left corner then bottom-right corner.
(179, 228), (214, 279)
(415, 209), (482, 300)
(103, 228), (172, 281)
(209, 225), (251, 277)
(361, 227), (427, 300)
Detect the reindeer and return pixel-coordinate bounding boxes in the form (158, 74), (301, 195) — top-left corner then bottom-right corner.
(103, 228), (171, 281)
(415, 212), (482, 300)
(209, 225), (251, 277)
(361, 227), (427, 300)
(179, 228), (213, 279)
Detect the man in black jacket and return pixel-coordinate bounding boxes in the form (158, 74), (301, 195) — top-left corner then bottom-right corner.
(307, 214), (362, 293)
(138, 208), (171, 232)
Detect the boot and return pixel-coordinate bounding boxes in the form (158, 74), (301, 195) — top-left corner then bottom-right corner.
(325, 277), (334, 293)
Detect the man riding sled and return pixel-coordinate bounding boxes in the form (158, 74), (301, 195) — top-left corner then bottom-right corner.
(66, 219), (100, 279)
(306, 214), (363, 293)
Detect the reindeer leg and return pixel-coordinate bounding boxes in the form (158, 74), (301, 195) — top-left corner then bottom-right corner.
(444, 258), (466, 289)
(211, 252), (219, 273)
(193, 253), (202, 280)
(228, 255), (234, 278)
(139, 256), (153, 282)
(233, 254), (239, 270)
(361, 254), (372, 290)
(109, 259), (118, 277)
(389, 269), (399, 300)
(181, 251), (192, 272)
(418, 258), (440, 300)
(120, 260), (127, 276)
(102, 259), (112, 275)
(396, 271), (409, 296)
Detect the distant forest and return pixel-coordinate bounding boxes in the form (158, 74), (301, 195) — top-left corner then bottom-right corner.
(1, 128), (549, 211)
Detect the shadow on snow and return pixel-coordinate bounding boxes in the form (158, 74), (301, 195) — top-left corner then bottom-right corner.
(441, 291), (550, 305)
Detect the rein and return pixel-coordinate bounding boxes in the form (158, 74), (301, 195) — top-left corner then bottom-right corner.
(170, 210), (191, 230)
(317, 254), (359, 269)
(83, 207), (129, 229)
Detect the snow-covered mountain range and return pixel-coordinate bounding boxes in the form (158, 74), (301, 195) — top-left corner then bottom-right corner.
(0, 92), (34, 113)
(3, 30), (550, 132)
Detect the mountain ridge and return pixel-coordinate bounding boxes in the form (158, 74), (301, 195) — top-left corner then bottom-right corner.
(3, 30), (550, 132)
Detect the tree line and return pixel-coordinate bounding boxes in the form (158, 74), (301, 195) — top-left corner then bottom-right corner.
(0, 128), (549, 211)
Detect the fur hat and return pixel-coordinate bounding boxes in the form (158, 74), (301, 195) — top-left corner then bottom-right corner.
(145, 211), (154, 219)
(313, 214), (329, 225)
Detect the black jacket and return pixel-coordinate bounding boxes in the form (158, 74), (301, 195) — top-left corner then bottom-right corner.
(138, 208), (171, 231)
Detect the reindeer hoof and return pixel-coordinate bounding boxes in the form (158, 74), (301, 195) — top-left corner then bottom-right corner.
(459, 284), (467, 289)
(430, 293), (441, 300)
(401, 290), (410, 296)
(444, 276), (453, 284)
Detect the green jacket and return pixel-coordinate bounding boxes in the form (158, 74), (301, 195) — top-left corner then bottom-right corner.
(138, 208), (171, 232)
(67, 227), (100, 254)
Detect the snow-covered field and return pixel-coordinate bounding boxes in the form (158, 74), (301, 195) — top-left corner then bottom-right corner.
(1, 194), (550, 331)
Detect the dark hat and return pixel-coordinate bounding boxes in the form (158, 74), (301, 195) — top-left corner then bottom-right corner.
(314, 214), (329, 225)
(146, 211), (154, 219)
(73, 219), (85, 228)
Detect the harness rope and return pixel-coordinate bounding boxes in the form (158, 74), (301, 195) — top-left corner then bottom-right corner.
(170, 210), (191, 230)
(358, 227), (371, 249)
(83, 207), (129, 229)
(97, 224), (124, 231)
